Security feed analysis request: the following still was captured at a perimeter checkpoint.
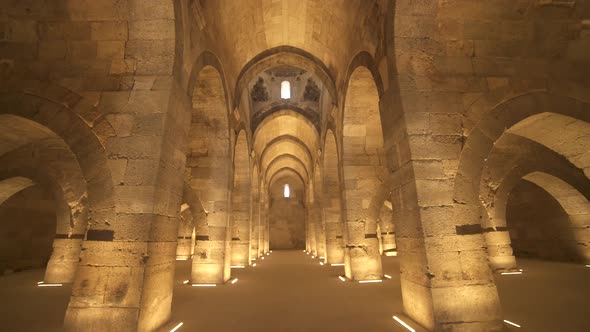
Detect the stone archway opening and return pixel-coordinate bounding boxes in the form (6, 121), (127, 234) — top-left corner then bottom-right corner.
(186, 65), (232, 285)
(505, 172), (590, 264)
(268, 174), (306, 250)
(342, 65), (385, 281)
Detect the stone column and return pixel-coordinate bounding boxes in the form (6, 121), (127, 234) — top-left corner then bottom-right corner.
(263, 208), (270, 254)
(176, 207), (194, 260)
(308, 215), (317, 256)
(45, 196), (85, 283)
(258, 197), (267, 257)
(45, 238), (84, 283)
(379, 215), (397, 253)
(231, 210), (250, 266)
(192, 220), (229, 284)
(345, 219), (382, 280)
(250, 198), (260, 262)
(324, 201), (344, 264)
(484, 229), (518, 271)
(313, 203), (327, 259)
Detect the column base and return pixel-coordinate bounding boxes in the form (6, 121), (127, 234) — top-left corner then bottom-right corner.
(347, 238), (383, 281)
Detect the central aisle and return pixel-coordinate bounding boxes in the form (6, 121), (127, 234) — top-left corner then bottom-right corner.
(167, 251), (404, 332)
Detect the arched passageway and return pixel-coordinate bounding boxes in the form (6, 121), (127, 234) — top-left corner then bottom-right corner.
(186, 65), (232, 284)
(342, 65), (386, 281)
(231, 130), (251, 266)
(2, 1), (590, 331)
(268, 173), (306, 250)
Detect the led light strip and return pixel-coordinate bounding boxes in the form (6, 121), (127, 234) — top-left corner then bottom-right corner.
(503, 320), (521, 328)
(175, 258), (188, 261)
(385, 252), (398, 256)
(191, 284), (216, 287)
(501, 271), (522, 275)
(393, 316), (415, 332)
(170, 322), (184, 332)
(331, 263), (345, 266)
(38, 283), (63, 287)
(231, 266), (245, 269)
(338, 276), (346, 282)
(182, 280), (190, 285)
(231, 278), (238, 284)
(358, 279), (382, 284)
(384, 274), (392, 279)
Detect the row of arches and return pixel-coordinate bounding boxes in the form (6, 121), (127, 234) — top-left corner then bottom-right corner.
(1, 49), (589, 332)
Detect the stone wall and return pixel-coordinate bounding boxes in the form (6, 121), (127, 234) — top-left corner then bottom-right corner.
(269, 197), (306, 250)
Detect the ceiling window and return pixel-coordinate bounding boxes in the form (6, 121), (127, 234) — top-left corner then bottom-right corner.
(281, 80), (291, 99)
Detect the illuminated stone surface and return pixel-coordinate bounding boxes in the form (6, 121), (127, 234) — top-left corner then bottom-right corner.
(1, 0), (589, 331)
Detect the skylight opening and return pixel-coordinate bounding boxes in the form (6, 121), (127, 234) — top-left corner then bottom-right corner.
(281, 80), (291, 99)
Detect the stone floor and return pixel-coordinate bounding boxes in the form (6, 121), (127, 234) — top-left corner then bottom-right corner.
(1, 251), (589, 331)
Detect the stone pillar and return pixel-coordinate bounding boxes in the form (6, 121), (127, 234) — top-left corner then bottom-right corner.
(250, 202), (260, 262)
(485, 229), (518, 271)
(263, 211), (270, 254)
(379, 215), (397, 253)
(309, 217), (317, 256)
(324, 205), (345, 264)
(345, 220), (382, 281)
(314, 205), (326, 259)
(45, 237), (83, 283)
(258, 197), (267, 257)
(482, 197), (518, 272)
(381, 232), (396, 252)
(176, 208), (194, 260)
(192, 224), (228, 284)
(231, 210), (250, 266)
(45, 196), (85, 283)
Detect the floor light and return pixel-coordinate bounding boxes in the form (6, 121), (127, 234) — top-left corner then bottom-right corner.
(385, 251), (398, 256)
(384, 274), (392, 279)
(38, 283), (63, 287)
(501, 271), (523, 275)
(231, 266), (245, 269)
(231, 278), (238, 284)
(170, 322), (184, 332)
(503, 320), (521, 328)
(319, 262), (324, 266)
(191, 284), (216, 287)
(358, 280), (382, 284)
(393, 316), (415, 332)
(183, 280), (190, 285)
(252, 263), (257, 267)
(338, 276), (346, 282)
(331, 263), (345, 267)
